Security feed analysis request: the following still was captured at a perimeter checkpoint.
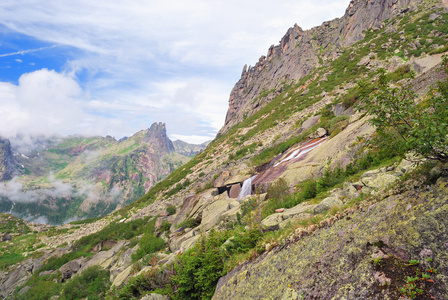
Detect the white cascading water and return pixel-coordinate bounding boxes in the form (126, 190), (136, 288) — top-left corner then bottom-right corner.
(9, 201), (15, 214)
(273, 137), (328, 167)
(238, 175), (258, 199)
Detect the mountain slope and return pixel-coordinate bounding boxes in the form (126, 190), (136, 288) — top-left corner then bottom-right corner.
(0, 122), (206, 224)
(219, 0), (425, 134)
(1, 0), (448, 299)
(0, 138), (23, 181)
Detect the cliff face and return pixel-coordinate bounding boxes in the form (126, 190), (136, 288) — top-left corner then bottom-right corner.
(219, 0), (418, 135)
(0, 137), (23, 181)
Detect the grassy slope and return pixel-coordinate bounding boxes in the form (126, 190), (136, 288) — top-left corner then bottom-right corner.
(3, 1), (448, 299)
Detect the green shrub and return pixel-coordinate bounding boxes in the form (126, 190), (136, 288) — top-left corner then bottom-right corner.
(17, 279), (62, 300)
(73, 217), (155, 251)
(266, 178), (289, 201)
(166, 205), (176, 216)
(177, 218), (200, 229)
(160, 221), (171, 233)
(39, 250), (91, 272)
(132, 233), (165, 262)
(224, 228), (262, 256)
(61, 266), (110, 300)
(109, 268), (175, 299)
(172, 231), (228, 300)
(358, 60), (448, 162)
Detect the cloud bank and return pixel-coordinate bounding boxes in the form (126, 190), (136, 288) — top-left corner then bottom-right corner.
(0, 0), (349, 143)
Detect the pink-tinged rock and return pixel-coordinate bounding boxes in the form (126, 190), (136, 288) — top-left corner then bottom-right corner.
(229, 184), (242, 199)
(275, 208), (285, 213)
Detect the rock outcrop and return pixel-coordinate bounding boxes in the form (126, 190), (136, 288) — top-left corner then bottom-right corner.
(0, 137), (23, 181)
(142, 122), (175, 153)
(218, 0), (421, 135)
(213, 176), (448, 299)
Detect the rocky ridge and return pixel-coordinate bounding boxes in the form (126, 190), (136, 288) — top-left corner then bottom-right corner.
(219, 0), (425, 135)
(1, 0), (448, 299)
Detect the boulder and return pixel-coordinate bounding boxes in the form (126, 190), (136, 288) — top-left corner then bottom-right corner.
(1, 233), (11, 241)
(223, 174), (246, 186)
(229, 184), (242, 199)
(112, 265), (133, 288)
(301, 115), (321, 130)
(140, 293), (170, 300)
(78, 241), (127, 275)
(110, 248), (134, 279)
(169, 228), (200, 252)
(60, 258), (84, 281)
(1, 265), (28, 298)
(171, 194), (200, 230)
(361, 173), (398, 189)
(187, 189), (216, 222)
(18, 286), (31, 295)
(262, 202), (317, 231)
(200, 195), (240, 231)
(310, 127), (327, 138)
(214, 171), (231, 187)
(313, 196), (344, 214)
(38, 270), (54, 277)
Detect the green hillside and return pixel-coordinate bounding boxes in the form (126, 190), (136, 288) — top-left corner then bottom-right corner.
(1, 0), (448, 299)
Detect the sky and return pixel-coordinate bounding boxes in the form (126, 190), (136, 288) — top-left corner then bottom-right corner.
(0, 0), (349, 144)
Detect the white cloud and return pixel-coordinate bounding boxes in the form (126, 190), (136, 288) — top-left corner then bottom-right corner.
(0, 69), (84, 137)
(0, 0), (350, 143)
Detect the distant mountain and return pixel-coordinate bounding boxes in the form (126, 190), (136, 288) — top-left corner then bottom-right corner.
(173, 140), (210, 157)
(0, 137), (23, 181)
(0, 122), (206, 224)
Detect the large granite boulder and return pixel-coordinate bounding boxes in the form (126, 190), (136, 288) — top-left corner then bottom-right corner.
(313, 196), (343, 214)
(261, 202), (317, 231)
(60, 258), (85, 281)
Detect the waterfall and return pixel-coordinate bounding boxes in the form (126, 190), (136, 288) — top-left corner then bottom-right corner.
(9, 201), (15, 214)
(238, 175), (257, 199)
(274, 137), (328, 167)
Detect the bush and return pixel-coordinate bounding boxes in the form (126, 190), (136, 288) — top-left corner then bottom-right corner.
(109, 267), (175, 299)
(166, 205), (176, 216)
(172, 231), (228, 300)
(160, 220), (171, 233)
(224, 228), (262, 256)
(16, 279), (62, 300)
(132, 233), (165, 262)
(177, 218), (200, 229)
(266, 178), (289, 202)
(358, 59), (448, 162)
(39, 250), (91, 272)
(73, 216), (155, 251)
(61, 266), (110, 300)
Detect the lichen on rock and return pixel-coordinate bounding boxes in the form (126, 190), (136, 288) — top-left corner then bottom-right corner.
(213, 177), (448, 300)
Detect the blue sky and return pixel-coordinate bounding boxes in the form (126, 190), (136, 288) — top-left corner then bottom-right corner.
(0, 0), (349, 144)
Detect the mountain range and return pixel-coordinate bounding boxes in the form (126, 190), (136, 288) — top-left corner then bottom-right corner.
(1, 0), (448, 299)
(0, 122), (207, 224)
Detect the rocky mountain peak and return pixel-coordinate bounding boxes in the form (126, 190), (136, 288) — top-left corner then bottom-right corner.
(143, 122), (175, 152)
(218, 0), (422, 135)
(0, 137), (23, 181)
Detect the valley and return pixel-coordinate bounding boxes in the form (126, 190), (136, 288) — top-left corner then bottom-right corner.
(1, 0), (448, 299)
(0, 123), (207, 225)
